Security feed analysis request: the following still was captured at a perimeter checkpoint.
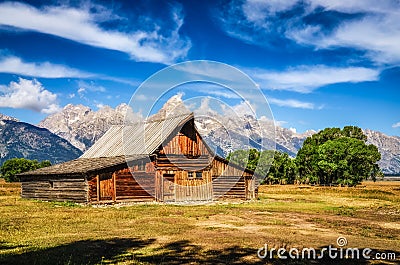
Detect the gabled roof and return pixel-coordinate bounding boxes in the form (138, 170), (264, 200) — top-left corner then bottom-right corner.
(81, 113), (193, 158)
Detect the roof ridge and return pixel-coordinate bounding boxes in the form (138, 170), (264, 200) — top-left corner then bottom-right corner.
(142, 112), (194, 124)
(99, 112), (194, 129)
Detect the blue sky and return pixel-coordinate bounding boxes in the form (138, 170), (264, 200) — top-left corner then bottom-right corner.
(0, 0), (399, 136)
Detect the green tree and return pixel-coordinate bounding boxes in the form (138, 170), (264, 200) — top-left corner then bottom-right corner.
(227, 149), (296, 184)
(265, 151), (297, 184)
(40, 160), (52, 168)
(226, 149), (261, 172)
(0, 158), (51, 182)
(296, 126), (382, 186)
(341, 126), (367, 141)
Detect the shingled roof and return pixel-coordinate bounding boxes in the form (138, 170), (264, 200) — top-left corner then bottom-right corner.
(19, 156), (122, 176)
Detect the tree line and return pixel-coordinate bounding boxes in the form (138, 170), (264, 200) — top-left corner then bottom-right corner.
(227, 126), (383, 186)
(0, 158), (51, 182)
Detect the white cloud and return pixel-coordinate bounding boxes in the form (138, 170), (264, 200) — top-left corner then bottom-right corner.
(77, 80), (106, 93)
(0, 78), (60, 114)
(260, 116), (287, 127)
(0, 54), (141, 85)
(243, 0), (297, 23)
(194, 97), (217, 116)
(275, 120), (287, 126)
(288, 12), (400, 64)
(221, 0), (400, 64)
(392, 122), (400, 128)
(76, 81), (107, 103)
(268, 97), (315, 109)
(0, 2), (191, 64)
(77, 87), (86, 96)
(201, 87), (241, 99)
(218, 100), (256, 118)
(0, 55), (91, 78)
(186, 83), (241, 99)
(135, 94), (148, 101)
(42, 103), (61, 114)
(307, 0), (397, 15)
(250, 65), (379, 93)
(232, 100), (256, 116)
(96, 103), (105, 109)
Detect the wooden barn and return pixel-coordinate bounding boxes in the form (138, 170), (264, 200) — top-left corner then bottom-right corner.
(19, 113), (258, 203)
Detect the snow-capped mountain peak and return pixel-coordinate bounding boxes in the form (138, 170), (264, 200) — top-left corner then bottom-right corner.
(38, 103), (130, 151)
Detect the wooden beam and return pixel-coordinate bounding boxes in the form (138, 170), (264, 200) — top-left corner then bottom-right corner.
(112, 172), (116, 202)
(96, 174), (100, 202)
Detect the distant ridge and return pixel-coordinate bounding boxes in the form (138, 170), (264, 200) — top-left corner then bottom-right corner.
(0, 116), (82, 165)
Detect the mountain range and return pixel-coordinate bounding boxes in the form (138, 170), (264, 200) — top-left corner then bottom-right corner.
(0, 96), (398, 174)
(0, 114), (82, 166)
(35, 96), (400, 175)
(38, 104), (129, 151)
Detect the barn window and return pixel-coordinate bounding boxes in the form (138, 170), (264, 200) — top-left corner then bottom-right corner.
(188, 172), (202, 180)
(195, 172), (202, 179)
(133, 161), (146, 171)
(138, 161), (146, 171)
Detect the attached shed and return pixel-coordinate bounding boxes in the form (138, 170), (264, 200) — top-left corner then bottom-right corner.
(20, 113), (258, 203)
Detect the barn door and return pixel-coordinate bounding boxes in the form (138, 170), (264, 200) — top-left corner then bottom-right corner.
(163, 174), (175, 202)
(99, 174), (114, 201)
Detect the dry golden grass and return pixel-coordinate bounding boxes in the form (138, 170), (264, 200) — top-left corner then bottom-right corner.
(0, 179), (399, 264)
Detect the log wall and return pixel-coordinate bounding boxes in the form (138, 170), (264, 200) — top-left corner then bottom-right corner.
(116, 170), (155, 201)
(21, 175), (88, 203)
(211, 158), (257, 200)
(88, 162), (156, 203)
(156, 154), (211, 171)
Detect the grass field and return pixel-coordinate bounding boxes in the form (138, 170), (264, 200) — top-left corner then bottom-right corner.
(0, 179), (399, 264)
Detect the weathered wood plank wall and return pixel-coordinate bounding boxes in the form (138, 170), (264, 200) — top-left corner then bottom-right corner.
(211, 158), (256, 200)
(88, 162), (156, 203)
(161, 122), (211, 157)
(174, 170), (213, 201)
(21, 175), (88, 203)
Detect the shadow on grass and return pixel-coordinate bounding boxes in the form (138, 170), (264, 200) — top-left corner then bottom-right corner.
(134, 241), (399, 265)
(0, 238), (154, 265)
(0, 241), (26, 251)
(0, 239), (398, 265)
